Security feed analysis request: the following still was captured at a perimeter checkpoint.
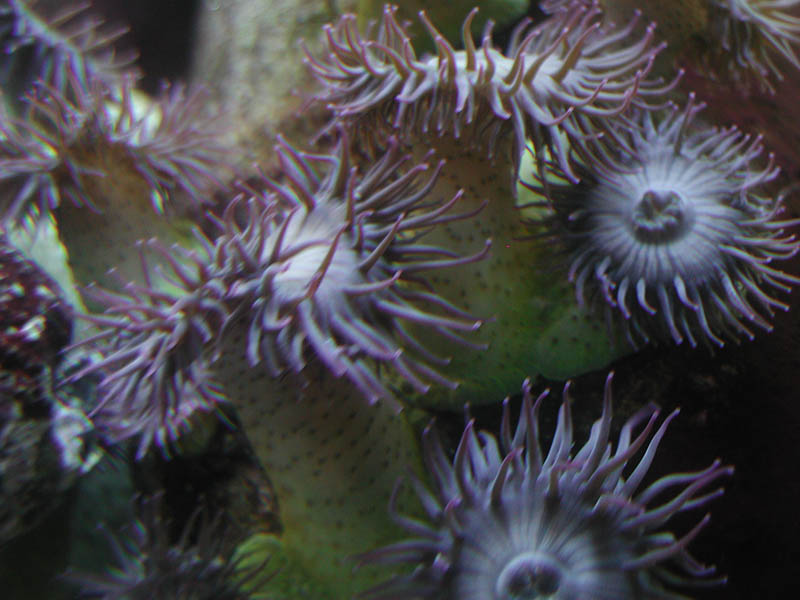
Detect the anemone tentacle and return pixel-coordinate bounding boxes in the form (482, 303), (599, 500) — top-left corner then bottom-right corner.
(307, 0), (678, 183)
(524, 94), (800, 348)
(69, 249), (229, 458)
(708, 0), (800, 90)
(359, 373), (732, 599)
(71, 494), (268, 599)
(0, 0), (138, 101)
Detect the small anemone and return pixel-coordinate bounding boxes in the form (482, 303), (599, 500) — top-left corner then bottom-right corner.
(707, 0), (800, 90)
(70, 256), (229, 459)
(306, 0), (677, 182)
(524, 93), (800, 348)
(358, 373), (732, 599)
(70, 494), (268, 600)
(0, 64), (226, 226)
(206, 132), (489, 403)
(0, 0), (138, 101)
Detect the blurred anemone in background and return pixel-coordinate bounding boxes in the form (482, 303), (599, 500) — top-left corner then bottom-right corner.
(71, 494), (267, 600)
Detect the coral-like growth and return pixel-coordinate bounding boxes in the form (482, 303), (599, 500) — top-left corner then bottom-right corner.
(360, 374), (732, 599)
(0, 0), (137, 101)
(525, 94), (800, 347)
(707, 0), (800, 90)
(307, 1), (676, 182)
(72, 495), (266, 600)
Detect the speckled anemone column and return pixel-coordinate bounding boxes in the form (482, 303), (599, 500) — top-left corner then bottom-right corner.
(306, 1), (679, 406)
(75, 134), (490, 597)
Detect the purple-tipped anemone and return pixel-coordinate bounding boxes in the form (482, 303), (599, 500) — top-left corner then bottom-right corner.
(359, 373), (732, 599)
(207, 133), (488, 404)
(525, 93), (800, 348)
(72, 258), (229, 459)
(0, 0), (138, 94)
(708, 0), (800, 90)
(306, 0), (678, 182)
(70, 495), (267, 599)
(0, 65), (226, 225)
(73, 133), (488, 455)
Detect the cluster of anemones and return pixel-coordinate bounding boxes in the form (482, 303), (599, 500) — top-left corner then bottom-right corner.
(75, 131), (488, 454)
(307, 0), (677, 182)
(524, 94), (800, 347)
(359, 374), (732, 599)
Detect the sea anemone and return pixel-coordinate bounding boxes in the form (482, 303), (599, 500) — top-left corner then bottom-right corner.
(205, 132), (488, 404)
(0, 0), (137, 104)
(0, 63), (229, 292)
(0, 67), (223, 224)
(359, 373), (732, 599)
(72, 256), (229, 459)
(706, 0), (800, 90)
(524, 94), (800, 347)
(72, 133), (485, 595)
(307, 0), (677, 182)
(71, 495), (267, 600)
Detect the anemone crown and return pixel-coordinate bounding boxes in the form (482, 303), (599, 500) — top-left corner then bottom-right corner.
(525, 95), (800, 348)
(307, 1), (676, 183)
(360, 374), (731, 599)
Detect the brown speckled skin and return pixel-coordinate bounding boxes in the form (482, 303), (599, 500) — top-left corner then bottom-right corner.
(381, 136), (621, 408)
(212, 316), (424, 596)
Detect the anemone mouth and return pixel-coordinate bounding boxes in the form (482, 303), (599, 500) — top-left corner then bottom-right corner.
(527, 95), (800, 348)
(307, 0), (676, 182)
(358, 374), (731, 599)
(495, 553), (563, 599)
(629, 189), (693, 244)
